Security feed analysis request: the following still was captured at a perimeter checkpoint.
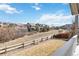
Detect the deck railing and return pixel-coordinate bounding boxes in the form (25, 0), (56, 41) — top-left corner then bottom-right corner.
(51, 35), (77, 56)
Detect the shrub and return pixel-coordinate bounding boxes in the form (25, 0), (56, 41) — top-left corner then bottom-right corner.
(0, 27), (27, 43)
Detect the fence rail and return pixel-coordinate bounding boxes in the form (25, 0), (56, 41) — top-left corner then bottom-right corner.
(0, 35), (53, 54)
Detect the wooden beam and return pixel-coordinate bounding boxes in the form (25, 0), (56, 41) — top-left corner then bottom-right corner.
(69, 3), (79, 35)
(70, 3), (79, 15)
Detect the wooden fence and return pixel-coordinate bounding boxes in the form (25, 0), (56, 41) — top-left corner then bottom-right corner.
(0, 35), (77, 56)
(0, 35), (54, 54)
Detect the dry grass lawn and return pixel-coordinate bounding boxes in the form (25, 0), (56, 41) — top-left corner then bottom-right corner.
(14, 39), (65, 56)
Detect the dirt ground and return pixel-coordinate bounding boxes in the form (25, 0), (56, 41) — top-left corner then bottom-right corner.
(12, 39), (65, 56)
(0, 29), (63, 56)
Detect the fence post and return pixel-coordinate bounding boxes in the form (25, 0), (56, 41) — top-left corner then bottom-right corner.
(46, 37), (48, 40)
(50, 36), (53, 39)
(32, 40), (39, 45)
(22, 43), (24, 48)
(40, 38), (43, 42)
(4, 48), (7, 53)
(32, 40), (35, 45)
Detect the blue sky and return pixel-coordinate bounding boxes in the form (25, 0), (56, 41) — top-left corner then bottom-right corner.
(0, 3), (74, 26)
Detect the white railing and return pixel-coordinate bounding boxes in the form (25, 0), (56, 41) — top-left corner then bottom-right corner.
(51, 35), (77, 56)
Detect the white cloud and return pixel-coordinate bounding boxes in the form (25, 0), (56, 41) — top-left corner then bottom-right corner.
(36, 13), (74, 26)
(0, 4), (23, 14)
(32, 6), (41, 10)
(35, 3), (39, 6)
(32, 3), (41, 11)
